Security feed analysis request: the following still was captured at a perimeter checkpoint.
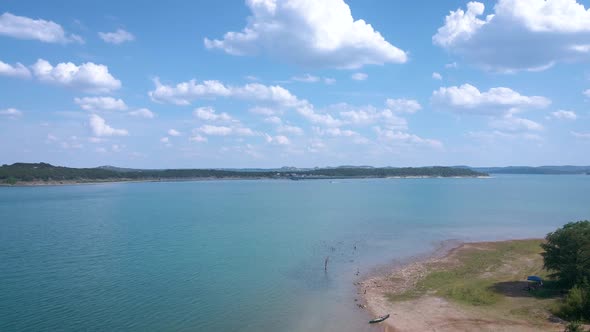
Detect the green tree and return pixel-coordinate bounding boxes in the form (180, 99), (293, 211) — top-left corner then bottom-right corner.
(542, 221), (590, 288)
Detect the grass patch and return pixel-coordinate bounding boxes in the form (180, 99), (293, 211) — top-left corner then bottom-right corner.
(386, 290), (421, 302)
(388, 239), (552, 306)
(447, 281), (501, 305)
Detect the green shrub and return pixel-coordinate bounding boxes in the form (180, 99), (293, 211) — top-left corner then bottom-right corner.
(559, 285), (588, 320)
(564, 320), (585, 332)
(561, 280), (590, 322)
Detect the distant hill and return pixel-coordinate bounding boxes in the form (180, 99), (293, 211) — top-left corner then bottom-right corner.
(0, 163), (486, 185)
(469, 166), (590, 175)
(96, 165), (145, 173)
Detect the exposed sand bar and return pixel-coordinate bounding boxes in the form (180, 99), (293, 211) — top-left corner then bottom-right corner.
(359, 239), (566, 332)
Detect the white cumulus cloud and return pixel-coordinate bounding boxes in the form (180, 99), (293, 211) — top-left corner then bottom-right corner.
(385, 98), (422, 114)
(297, 104), (343, 127)
(31, 59), (121, 93)
(489, 114), (544, 132)
(433, 2), (491, 48)
(265, 134), (290, 145)
(128, 108), (155, 119)
(204, 0), (407, 69)
(551, 110), (577, 120)
(0, 60), (31, 78)
(189, 134), (208, 143)
(149, 78), (301, 107)
(149, 78), (230, 105)
(98, 28), (135, 44)
(432, 83), (550, 114)
(317, 127), (359, 137)
(89, 114), (128, 137)
(168, 129), (181, 136)
(194, 106), (233, 122)
(336, 104), (408, 129)
(432, 72), (442, 80)
(199, 125), (232, 136)
(433, 0), (590, 72)
(0, 12), (83, 44)
(74, 97), (128, 111)
(432, 83), (549, 136)
(197, 124), (255, 137)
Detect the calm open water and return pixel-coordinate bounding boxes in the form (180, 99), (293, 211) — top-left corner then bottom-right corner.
(1, 175), (589, 331)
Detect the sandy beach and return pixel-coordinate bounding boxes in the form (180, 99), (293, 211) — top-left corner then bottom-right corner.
(359, 240), (566, 332)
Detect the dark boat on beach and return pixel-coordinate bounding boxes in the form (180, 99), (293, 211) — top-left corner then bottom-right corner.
(369, 314), (390, 324)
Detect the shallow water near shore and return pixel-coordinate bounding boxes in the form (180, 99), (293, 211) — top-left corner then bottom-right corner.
(1, 175), (589, 331)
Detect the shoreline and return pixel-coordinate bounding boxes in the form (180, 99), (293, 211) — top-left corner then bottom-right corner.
(358, 238), (565, 332)
(354, 240), (467, 327)
(0, 175), (491, 187)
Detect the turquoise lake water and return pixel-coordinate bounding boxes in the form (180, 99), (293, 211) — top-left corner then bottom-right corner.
(1, 175), (589, 331)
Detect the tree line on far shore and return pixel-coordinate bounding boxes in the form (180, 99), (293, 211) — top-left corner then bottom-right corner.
(0, 162), (486, 184)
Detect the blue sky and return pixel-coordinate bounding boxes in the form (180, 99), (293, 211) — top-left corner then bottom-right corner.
(1, 0), (589, 168)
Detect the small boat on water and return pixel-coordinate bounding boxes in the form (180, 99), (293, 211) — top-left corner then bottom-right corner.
(369, 314), (390, 324)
